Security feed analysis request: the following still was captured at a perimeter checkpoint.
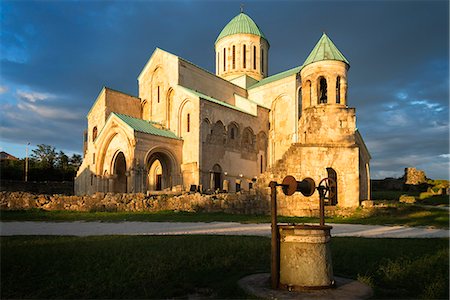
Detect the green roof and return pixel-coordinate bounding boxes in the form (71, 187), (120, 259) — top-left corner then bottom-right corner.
(180, 86), (256, 116)
(248, 65), (302, 89)
(215, 13), (268, 44)
(303, 33), (349, 67)
(113, 113), (180, 140)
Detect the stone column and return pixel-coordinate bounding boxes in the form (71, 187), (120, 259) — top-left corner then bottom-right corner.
(223, 179), (229, 192)
(210, 172), (214, 190)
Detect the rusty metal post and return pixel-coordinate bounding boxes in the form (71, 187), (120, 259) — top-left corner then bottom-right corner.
(269, 181), (279, 290)
(319, 191), (325, 226)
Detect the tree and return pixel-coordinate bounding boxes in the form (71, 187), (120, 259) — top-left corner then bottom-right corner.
(69, 154), (82, 170)
(31, 144), (57, 169)
(56, 151), (69, 170)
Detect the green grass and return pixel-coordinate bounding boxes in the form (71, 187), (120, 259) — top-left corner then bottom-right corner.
(372, 190), (418, 201)
(418, 194), (449, 206)
(1, 205), (448, 228)
(1, 236), (448, 299)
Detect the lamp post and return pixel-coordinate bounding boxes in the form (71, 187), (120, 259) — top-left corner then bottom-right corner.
(25, 142), (30, 182)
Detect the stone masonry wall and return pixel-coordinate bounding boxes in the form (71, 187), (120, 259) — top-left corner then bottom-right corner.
(0, 191), (353, 217)
(0, 191), (269, 215)
(404, 167), (427, 185)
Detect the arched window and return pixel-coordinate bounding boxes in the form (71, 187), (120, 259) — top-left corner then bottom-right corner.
(227, 122), (239, 146)
(217, 52), (219, 72)
(187, 113), (190, 132)
(242, 127), (255, 151)
(261, 49), (264, 73)
(253, 46), (256, 70)
(92, 126), (98, 141)
(243, 45), (246, 68)
(319, 77), (327, 104)
(232, 45), (236, 69)
(211, 121), (225, 144)
(336, 76), (341, 104)
(260, 154), (263, 173)
(298, 87), (302, 119)
(201, 118), (211, 143)
(223, 48), (226, 71)
(157, 86), (160, 103)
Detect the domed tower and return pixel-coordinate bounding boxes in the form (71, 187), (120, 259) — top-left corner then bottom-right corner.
(215, 12), (269, 81)
(298, 33), (355, 145)
(300, 33), (349, 109)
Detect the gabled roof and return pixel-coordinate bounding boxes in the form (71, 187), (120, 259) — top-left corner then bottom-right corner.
(113, 113), (180, 140)
(248, 65), (302, 89)
(215, 12), (268, 45)
(303, 33), (349, 67)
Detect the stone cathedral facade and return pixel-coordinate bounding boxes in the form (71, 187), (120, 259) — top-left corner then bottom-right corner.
(75, 12), (371, 208)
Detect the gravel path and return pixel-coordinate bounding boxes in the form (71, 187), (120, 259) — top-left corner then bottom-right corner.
(1, 222), (448, 238)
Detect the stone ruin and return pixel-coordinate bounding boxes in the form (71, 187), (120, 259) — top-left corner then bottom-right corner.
(404, 167), (427, 185)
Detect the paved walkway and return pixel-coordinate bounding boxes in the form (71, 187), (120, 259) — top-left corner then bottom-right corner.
(1, 221), (448, 238)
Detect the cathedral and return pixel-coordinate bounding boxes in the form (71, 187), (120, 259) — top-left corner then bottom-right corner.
(75, 11), (371, 208)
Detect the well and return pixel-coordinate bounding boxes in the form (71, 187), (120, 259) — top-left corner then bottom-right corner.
(278, 224), (334, 290)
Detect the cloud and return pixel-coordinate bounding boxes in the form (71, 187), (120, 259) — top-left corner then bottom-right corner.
(0, 86), (7, 94)
(16, 90), (53, 102)
(0, 0), (448, 179)
(16, 101), (80, 120)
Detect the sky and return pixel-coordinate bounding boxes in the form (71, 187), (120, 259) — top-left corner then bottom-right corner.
(0, 0), (449, 179)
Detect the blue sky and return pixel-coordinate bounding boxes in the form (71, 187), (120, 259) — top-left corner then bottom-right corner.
(0, 0), (448, 179)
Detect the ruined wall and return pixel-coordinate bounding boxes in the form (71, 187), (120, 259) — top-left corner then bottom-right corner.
(404, 167), (427, 185)
(0, 191), (354, 217)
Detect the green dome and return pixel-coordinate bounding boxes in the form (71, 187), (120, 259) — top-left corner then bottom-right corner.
(215, 13), (268, 44)
(303, 33), (349, 67)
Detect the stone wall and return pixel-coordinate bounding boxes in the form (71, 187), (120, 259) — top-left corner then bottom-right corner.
(0, 180), (74, 195)
(0, 191), (269, 215)
(404, 167), (427, 185)
(0, 191), (353, 217)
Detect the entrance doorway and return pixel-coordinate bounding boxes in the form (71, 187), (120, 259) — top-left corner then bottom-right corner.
(113, 152), (127, 193)
(211, 164), (222, 191)
(156, 174), (162, 191)
(147, 152), (174, 192)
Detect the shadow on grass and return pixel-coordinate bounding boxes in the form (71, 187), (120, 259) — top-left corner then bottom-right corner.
(1, 236), (448, 299)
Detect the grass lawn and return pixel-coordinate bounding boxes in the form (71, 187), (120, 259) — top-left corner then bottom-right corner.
(1, 205), (449, 228)
(1, 235), (448, 299)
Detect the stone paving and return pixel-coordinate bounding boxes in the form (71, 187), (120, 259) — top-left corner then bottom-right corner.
(1, 221), (448, 238)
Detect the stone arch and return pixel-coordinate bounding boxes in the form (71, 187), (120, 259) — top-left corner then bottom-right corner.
(318, 76), (328, 104)
(257, 131), (268, 152)
(227, 121), (240, 146)
(142, 100), (150, 120)
(336, 76), (341, 104)
(112, 151), (127, 193)
(242, 126), (255, 151)
(210, 163), (222, 191)
(166, 88), (174, 128)
(201, 118), (211, 143)
(177, 99), (193, 137)
(210, 120), (225, 144)
(92, 126), (98, 141)
(304, 80), (312, 107)
(270, 94), (294, 163)
(145, 147), (180, 191)
(95, 124), (133, 176)
(150, 66), (165, 120)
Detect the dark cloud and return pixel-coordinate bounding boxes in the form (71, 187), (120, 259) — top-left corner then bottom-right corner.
(1, 0), (448, 179)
